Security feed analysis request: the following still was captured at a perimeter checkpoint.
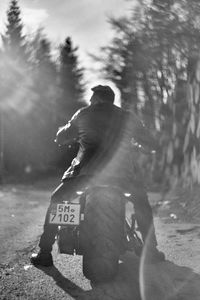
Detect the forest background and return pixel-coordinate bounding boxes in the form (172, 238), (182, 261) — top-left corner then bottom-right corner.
(0, 0), (200, 193)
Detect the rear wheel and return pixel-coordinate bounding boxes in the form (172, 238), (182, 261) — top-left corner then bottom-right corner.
(80, 186), (125, 283)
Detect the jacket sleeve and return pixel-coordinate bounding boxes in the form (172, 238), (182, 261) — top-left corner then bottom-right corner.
(127, 111), (159, 152)
(55, 110), (80, 145)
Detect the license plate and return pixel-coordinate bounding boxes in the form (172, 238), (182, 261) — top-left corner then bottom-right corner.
(49, 203), (81, 225)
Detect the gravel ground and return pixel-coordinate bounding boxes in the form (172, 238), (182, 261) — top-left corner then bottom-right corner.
(0, 180), (200, 300)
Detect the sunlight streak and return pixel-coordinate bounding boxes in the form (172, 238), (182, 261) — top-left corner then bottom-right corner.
(0, 56), (37, 115)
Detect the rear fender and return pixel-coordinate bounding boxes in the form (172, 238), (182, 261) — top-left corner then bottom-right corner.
(84, 185), (125, 203)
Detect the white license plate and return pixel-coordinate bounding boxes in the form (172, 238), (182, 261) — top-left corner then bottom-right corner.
(49, 203), (81, 225)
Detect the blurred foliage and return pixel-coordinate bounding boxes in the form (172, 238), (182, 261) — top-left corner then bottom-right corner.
(0, 0), (85, 180)
(93, 0), (200, 187)
(183, 54), (200, 185)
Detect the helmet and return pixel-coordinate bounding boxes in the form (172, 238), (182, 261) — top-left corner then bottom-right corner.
(91, 85), (115, 103)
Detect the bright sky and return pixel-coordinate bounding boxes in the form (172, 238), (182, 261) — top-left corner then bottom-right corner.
(0, 0), (135, 101)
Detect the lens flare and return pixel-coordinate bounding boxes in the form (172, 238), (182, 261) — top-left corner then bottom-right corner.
(139, 223), (198, 300)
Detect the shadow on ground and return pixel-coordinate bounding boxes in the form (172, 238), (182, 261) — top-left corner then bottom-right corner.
(37, 265), (85, 298)
(37, 251), (200, 300)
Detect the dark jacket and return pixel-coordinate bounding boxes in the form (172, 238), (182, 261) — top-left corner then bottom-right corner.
(56, 102), (157, 185)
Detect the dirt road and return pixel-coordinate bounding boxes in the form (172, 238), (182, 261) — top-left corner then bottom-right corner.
(0, 181), (200, 300)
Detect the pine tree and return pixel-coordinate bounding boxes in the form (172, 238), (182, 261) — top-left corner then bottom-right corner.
(58, 37), (85, 123)
(33, 35), (58, 104)
(2, 0), (28, 61)
(0, 0), (29, 105)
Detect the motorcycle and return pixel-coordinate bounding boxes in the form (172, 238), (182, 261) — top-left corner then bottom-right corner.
(49, 185), (143, 283)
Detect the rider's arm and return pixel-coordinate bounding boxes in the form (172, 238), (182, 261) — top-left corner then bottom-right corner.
(128, 111), (159, 152)
(55, 110), (80, 145)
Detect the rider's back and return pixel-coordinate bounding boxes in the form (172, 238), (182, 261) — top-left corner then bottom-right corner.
(73, 102), (135, 184)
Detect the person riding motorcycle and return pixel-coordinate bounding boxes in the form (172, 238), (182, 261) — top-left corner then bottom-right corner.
(30, 84), (165, 267)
